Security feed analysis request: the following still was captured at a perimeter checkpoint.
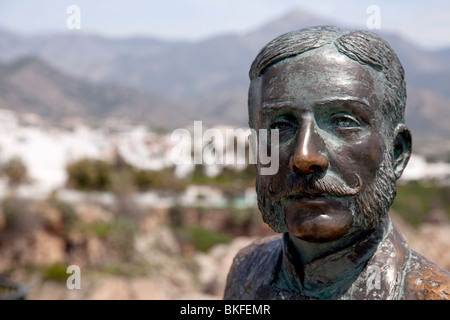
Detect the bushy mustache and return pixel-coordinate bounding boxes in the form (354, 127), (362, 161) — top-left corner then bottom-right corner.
(268, 173), (362, 200)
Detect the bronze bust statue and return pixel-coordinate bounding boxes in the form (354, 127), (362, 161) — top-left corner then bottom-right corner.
(224, 26), (450, 300)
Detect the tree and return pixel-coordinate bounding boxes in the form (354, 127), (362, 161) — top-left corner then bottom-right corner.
(66, 158), (112, 191)
(2, 156), (28, 187)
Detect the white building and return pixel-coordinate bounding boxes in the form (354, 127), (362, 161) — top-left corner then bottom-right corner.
(400, 154), (450, 184)
(0, 110), (109, 194)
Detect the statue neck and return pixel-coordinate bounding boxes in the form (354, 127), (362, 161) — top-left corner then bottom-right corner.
(288, 228), (368, 265)
(277, 216), (391, 298)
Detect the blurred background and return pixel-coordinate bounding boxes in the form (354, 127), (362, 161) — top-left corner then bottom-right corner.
(0, 0), (449, 299)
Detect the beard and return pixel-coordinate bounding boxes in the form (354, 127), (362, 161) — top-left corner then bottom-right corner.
(352, 150), (396, 229)
(256, 150), (397, 233)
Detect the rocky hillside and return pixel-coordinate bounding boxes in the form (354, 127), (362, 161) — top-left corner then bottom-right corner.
(0, 194), (448, 300)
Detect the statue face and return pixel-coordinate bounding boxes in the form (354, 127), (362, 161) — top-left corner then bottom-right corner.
(254, 45), (397, 242)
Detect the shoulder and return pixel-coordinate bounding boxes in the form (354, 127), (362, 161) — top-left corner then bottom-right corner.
(223, 234), (282, 299)
(403, 250), (450, 300)
(231, 234), (282, 265)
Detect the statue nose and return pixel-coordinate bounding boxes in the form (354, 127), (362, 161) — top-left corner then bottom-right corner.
(289, 120), (329, 175)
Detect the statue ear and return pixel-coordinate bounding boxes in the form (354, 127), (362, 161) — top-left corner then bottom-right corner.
(392, 124), (412, 179)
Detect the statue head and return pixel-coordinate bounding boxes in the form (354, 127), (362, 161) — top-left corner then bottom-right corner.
(248, 26), (412, 243)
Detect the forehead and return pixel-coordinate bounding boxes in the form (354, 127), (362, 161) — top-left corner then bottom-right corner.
(260, 45), (382, 110)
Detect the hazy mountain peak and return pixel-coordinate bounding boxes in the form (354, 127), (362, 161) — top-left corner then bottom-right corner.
(0, 9), (449, 137)
(6, 56), (51, 72)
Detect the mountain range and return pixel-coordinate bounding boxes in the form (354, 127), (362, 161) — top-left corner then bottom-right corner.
(0, 8), (449, 139)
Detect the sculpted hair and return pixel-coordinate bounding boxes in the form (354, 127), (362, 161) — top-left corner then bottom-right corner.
(248, 26), (406, 131)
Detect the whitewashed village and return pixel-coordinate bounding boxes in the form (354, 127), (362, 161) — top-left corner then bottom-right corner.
(0, 109), (259, 207)
(1, 108), (450, 203)
(0, 108), (449, 300)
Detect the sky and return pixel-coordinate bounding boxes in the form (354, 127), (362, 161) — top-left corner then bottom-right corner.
(0, 0), (449, 50)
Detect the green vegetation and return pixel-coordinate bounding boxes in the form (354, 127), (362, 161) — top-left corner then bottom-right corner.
(189, 164), (256, 201)
(1, 156), (28, 187)
(132, 167), (187, 192)
(78, 217), (137, 261)
(95, 262), (149, 277)
(108, 218), (137, 260)
(66, 158), (112, 191)
(85, 221), (114, 238)
(169, 203), (233, 252)
(190, 164), (255, 187)
(168, 203), (185, 228)
(1, 196), (40, 235)
(392, 181), (450, 227)
(42, 262), (69, 282)
(184, 226), (231, 252)
(65, 158), (186, 192)
(51, 199), (79, 233)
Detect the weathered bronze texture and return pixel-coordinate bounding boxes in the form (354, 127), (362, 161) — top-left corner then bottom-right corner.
(224, 26), (450, 300)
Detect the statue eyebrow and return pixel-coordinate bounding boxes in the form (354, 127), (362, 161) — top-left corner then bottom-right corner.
(261, 101), (297, 110)
(259, 98), (371, 120)
(314, 97), (371, 109)
(259, 103), (299, 119)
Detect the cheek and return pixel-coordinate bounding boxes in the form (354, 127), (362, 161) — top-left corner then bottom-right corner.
(332, 134), (386, 181)
(363, 132), (386, 167)
(256, 142), (292, 186)
(366, 142), (384, 166)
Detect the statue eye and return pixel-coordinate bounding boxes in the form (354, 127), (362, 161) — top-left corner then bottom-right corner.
(331, 114), (360, 128)
(269, 118), (295, 131)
